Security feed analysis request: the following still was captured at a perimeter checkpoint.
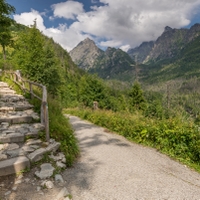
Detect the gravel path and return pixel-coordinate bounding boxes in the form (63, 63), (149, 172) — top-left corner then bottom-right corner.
(64, 115), (200, 200)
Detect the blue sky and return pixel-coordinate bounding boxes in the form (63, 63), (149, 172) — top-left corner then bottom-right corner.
(6, 0), (200, 52)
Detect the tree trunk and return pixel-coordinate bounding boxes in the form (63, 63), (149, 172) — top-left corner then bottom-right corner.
(2, 45), (6, 60)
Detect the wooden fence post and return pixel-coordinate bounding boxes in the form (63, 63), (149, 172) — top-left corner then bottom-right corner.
(42, 86), (49, 142)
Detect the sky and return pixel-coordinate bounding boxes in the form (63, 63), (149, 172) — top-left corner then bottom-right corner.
(6, 0), (200, 52)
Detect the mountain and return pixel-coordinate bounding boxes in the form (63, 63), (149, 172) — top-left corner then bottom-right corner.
(70, 38), (135, 81)
(127, 41), (154, 63)
(128, 23), (200, 63)
(69, 38), (104, 70)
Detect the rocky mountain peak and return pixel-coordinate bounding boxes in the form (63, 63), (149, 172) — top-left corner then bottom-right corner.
(164, 26), (173, 32)
(69, 38), (103, 70)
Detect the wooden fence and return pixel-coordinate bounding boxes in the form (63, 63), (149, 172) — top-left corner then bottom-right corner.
(3, 70), (50, 142)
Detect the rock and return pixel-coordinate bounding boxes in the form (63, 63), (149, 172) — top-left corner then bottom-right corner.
(4, 143), (19, 150)
(41, 180), (54, 189)
(4, 191), (11, 196)
(22, 145), (35, 153)
(55, 187), (69, 200)
(0, 144), (4, 150)
(25, 178), (30, 183)
(50, 138), (55, 143)
(56, 161), (66, 168)
(55, 174), (64, 183)
(28, 148), (47, 162)
(15, 180), (22, 184)
(49, 152), (65, 161)
(7, 148), (25, 158)
(29, 145), (40, 149)
(17, 174), (23, 179)
(12, 186), (17, 191)
(62, 157), (66, 163)
(37, 186), (41, 191)
(0, 153), (7, 161)
(26, 139), (42, 145)
(46, 142), (60, 153)
(35, 163), (55, 179)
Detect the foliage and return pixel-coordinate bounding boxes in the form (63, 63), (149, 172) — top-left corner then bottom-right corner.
(0, 0), (15, 60)
(128, 81), (146, 111)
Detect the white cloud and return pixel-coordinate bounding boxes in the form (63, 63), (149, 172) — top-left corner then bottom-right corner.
(13, 10), (89, 51)
(14, 9), (46, 31)
(51, 1), (84, 20)
(120, 45), (131, 52)
(100, 40), (122, 47)
(71, 0), (200, 48)
(13, 0), (200, 52)
(91, 0), (98, 3)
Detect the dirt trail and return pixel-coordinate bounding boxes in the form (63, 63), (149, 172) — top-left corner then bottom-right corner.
(63, 115), (200, 200)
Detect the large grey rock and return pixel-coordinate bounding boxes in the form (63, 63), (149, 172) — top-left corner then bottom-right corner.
(0, 153), (7, 161)
(55, 174), (64, 183)
(46, 142), (60, 152)
(0, 156), (30, 176)
(35, 163), (55, 179)
(7, 148), (25, 158)
(4, 143), (19, 151)
(27, 148), (47, 162)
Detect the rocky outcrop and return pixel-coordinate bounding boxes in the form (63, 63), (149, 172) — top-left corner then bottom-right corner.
(69, 38), (104, 70)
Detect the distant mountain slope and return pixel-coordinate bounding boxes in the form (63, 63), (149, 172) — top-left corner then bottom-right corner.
(128, 24), (200, 63)
(139, 34), (200, 84)
(70, 38), (135, 81)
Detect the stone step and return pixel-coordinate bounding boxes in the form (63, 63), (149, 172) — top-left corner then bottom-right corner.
(0, 110), (40, 124)
(0, 132), (24, 143)
(0, 82), (9, 88)
(0, 122), (45, 144)
(0, 105), (34, 112)
(0, 156), (30, 176)
(0, 89), (16, 95)
(0, 94), (26, 102)
(0, 115), (34, 124)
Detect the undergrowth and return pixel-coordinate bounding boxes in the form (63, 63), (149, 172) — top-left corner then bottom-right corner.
(65, 108), (200, 172)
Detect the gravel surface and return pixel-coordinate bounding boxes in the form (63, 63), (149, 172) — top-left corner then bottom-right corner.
(64, 115), (200, 200)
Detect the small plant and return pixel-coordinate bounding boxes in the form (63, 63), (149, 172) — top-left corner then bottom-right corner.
(16, 167), (30, 177)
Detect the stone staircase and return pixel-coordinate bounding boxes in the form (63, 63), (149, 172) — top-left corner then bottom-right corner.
(0, 81), (60, 176)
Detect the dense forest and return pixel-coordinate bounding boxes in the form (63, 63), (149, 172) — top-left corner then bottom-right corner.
(1, 0), (200, 171)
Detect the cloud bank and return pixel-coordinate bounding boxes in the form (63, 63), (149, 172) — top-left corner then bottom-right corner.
(13, 0), (200, 52)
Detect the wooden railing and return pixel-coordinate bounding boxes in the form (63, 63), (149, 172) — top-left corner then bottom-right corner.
(3, 70), (50, 142)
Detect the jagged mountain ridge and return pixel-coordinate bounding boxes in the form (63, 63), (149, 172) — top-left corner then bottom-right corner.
(128, 23), (200, 63)
(69, 23), (200, 82)
(70, 38), (135, 80)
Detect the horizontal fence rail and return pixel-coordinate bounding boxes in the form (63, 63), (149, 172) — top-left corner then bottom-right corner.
(3, 70), (49, 142)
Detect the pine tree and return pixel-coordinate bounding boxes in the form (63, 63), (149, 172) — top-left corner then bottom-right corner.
(129, 81), (146, 111)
